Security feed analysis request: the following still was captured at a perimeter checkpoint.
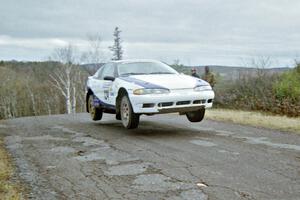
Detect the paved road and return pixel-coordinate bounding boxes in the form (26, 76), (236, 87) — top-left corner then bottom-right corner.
(0, 113), (299, 200)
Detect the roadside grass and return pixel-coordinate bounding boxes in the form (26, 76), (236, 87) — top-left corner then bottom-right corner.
(206, 109), (300, 134)
(0, 138), (22, 200)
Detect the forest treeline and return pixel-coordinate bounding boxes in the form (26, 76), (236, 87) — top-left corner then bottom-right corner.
(0, 60), (299, 120)
(0, 61), (89, 119)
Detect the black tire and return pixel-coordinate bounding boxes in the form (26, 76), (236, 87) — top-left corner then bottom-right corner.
(116, 113), (121, 120)
(88, 95), (103, 121)
(120, 95), (140, 129)
(186, 108), (205, 122)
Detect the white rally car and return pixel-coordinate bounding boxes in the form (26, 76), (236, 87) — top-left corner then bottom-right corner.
(86, 59), (215, 129)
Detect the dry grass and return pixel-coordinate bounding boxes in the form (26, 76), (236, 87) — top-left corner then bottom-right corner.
(0, 138), (23, 200)
(206, 109), (300, 134)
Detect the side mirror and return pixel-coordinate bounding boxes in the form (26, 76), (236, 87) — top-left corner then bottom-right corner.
(104, 76), (115, 81)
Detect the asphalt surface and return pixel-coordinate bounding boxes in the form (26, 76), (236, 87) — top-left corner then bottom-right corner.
(0, 113), (299, 200)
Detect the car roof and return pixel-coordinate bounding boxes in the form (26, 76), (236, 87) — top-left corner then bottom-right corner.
(110, 59), (161, 64)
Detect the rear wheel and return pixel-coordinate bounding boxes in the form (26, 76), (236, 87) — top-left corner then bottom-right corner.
(120, 95), (139, 129)
(88, 95), (103, 121)
(186, 108), (205, 122)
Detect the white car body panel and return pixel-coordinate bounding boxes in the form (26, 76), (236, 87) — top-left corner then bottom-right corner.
(86, 60), (215, 114)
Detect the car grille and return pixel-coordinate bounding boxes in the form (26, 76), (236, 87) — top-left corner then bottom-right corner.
(176, 101), (191, 106)
(158, 102), (173, 107)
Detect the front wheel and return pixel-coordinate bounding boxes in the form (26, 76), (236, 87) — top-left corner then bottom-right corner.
(88, 95), (103, 121)
(186, 108), (205, 122)
(120, 95), (140, 129)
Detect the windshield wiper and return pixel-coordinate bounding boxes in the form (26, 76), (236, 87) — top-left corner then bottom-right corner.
(120, 72), (146, 76)
(149, 72), (174, 74)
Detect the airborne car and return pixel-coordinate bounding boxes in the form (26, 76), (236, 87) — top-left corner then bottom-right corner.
(86, 59), (215, 129)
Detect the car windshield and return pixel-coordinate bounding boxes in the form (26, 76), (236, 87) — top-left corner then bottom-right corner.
(118, 62), (178, 76)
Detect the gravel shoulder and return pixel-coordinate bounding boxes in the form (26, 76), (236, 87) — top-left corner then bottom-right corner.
(206, 109), (300, 134)
(0, 130), (24, 199)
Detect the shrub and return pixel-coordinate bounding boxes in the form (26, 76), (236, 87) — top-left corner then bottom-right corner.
(214, 66), (300, 117)
(274, 64), (300, 103)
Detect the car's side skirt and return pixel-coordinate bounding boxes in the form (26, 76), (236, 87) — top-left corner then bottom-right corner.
(92, 95), (116, 112)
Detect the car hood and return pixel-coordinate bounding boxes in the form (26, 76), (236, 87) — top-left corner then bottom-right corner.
(121, 74), (209, 89)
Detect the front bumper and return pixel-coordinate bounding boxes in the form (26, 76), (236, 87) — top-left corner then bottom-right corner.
(129, 89), (215, 114)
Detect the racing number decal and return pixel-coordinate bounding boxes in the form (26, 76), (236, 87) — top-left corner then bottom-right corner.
(103, 83), (112, 100)
(104, 89), (109, 100)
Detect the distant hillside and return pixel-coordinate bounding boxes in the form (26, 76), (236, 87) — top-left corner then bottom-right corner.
(81, 63), (104, 75)
(171, 65), (290, 80)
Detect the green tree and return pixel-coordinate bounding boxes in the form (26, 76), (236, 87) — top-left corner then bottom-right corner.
(109, 27), (123, 60)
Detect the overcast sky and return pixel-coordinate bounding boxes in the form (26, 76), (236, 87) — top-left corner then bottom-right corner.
(0, 0), (299, 67)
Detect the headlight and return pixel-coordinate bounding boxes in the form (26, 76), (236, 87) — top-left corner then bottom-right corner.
(194, 85), (212, 91)
(133, 88), (170, 95)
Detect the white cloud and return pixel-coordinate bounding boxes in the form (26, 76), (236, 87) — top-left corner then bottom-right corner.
(0, 35), (69, 49)
(0, 0), (299, 67)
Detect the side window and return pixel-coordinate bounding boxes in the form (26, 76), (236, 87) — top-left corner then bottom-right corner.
(97, 63), (115, 79)
(95, 67), (104, 79)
